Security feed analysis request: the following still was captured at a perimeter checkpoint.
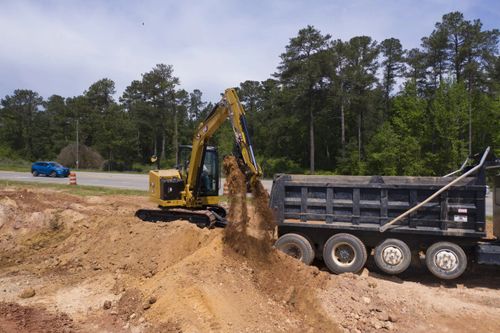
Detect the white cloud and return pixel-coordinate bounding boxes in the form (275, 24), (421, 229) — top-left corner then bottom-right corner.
(0, 0), (494, 102)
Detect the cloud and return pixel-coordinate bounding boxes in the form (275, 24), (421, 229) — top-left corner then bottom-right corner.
(0, 0), (495, 103)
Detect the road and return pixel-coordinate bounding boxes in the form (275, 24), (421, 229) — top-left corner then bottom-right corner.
(0, 170), (274, 196)
(0, 170), (494, 216)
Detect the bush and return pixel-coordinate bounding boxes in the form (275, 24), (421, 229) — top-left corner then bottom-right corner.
(0, 146), (31, 170)
(259, 156), (302, 177)
(101, 160), (133, 172)
(57, 143), (104, 169)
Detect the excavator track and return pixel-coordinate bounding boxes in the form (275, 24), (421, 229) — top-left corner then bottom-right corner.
(135, 207), (227, 228)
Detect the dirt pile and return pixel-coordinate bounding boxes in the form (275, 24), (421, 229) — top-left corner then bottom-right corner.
(0, 186), (499, 332)
(0, 186), (338, 332)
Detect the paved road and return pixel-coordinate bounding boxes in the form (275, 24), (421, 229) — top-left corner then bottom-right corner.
(0, 170), (273, 196)
(0, 170), (494, 216)
(0, 170), (149, 190)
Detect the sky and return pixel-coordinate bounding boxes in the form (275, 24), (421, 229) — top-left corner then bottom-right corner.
(0, 0), (499, 103)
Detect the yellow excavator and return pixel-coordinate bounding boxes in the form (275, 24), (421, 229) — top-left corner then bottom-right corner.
(135, 88), (261, 227)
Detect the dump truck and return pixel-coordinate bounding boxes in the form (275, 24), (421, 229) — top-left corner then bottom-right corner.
(271, 147), (500, 280)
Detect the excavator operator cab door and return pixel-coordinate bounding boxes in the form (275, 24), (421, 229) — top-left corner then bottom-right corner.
(177, 145), (191, 179)
(177, 145), (219, 197)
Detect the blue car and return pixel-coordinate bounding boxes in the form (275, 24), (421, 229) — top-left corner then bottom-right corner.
(31, 161), (70, 177)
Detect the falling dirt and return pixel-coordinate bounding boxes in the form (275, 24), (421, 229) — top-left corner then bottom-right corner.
(222, 155), (251, 254)
(222, 155), (338, 332)
(250, 176), (276, 246)
(0, 183), (499, 332)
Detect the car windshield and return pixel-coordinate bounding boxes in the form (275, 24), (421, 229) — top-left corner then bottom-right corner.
(49, 162), (63, 167)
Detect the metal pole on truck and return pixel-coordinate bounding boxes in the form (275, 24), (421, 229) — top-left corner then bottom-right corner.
(380, 147), (491, 233)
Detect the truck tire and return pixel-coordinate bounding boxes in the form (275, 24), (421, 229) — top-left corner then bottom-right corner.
(32, 170), (39, 177)
(374, 238), (411, 275)
(425, 242), (467, 280)
(50, 171), (57, 177)
(275, 233), (315, 265)
(323, 233), (367, 274)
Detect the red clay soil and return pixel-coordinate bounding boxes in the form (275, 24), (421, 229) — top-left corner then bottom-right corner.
(0, 302), (75, 333)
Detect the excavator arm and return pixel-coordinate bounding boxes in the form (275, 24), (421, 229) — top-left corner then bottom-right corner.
(185, 88), (261, 204)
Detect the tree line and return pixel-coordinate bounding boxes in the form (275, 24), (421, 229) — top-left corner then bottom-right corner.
(1, 11), (499, 176)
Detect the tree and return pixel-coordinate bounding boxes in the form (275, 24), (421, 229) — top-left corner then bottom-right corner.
(121, 79), (155, 163)
(0, 90), (44, 159)
(380, 38), (405, 114)
(342, 36), (380, 166)
(122, 64), (181, 167)
(45, 95), (73, 156)
(188, 89), (206, 121)
(141, 64), (180, 164)
(422, 27), (449, 88)
(277, 25), (331, 173)
(405, 48), (428, 95)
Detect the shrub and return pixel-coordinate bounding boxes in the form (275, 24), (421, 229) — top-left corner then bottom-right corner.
(57, 143), (104, 169)
(259, 156), (302, 177)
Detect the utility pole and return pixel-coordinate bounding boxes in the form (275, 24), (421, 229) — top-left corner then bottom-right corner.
(468, 102), (472, 156)
(76, 118), (79, 170)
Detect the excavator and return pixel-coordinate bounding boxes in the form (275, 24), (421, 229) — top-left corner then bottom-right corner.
(135, 88), (262, 227)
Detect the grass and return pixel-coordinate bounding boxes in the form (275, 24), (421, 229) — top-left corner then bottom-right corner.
(0, 179), (147, 196)
(0, 164), (158, 175)
(0, 165), (152, 175)
(0, 163), (31, 172)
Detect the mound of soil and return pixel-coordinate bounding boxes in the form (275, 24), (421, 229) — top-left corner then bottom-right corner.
(0, 184), (499, 332)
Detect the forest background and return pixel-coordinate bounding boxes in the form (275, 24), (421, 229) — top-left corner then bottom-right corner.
(1, 12), (499, 177)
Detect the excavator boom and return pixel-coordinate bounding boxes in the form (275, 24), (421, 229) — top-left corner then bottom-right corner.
(186, 88), (261, 203)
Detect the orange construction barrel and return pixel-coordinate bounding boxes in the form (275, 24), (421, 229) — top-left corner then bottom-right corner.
(69, 172), (77, 185)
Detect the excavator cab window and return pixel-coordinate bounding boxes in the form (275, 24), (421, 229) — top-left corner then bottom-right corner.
(177, 146), (191, 178)
(200, 148), (219, 197)
(177, 145), (219, 197)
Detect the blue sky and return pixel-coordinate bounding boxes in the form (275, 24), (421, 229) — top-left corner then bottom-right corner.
(0, 0), (498, 103)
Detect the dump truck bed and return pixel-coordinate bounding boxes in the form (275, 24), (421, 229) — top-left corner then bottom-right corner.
(270, 174), (487, 238)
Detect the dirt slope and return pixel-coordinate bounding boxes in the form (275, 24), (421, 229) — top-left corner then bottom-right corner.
(0, 185), (499, 332)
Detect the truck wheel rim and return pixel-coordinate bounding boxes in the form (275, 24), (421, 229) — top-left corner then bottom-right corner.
(282, 243), (302, 260)
(434, 249), (458, 271)
(382, 246), (403, 266)
(332, 242), (355, 267)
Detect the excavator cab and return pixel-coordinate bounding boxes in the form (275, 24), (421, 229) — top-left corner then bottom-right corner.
(177, 145), (219, 197)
